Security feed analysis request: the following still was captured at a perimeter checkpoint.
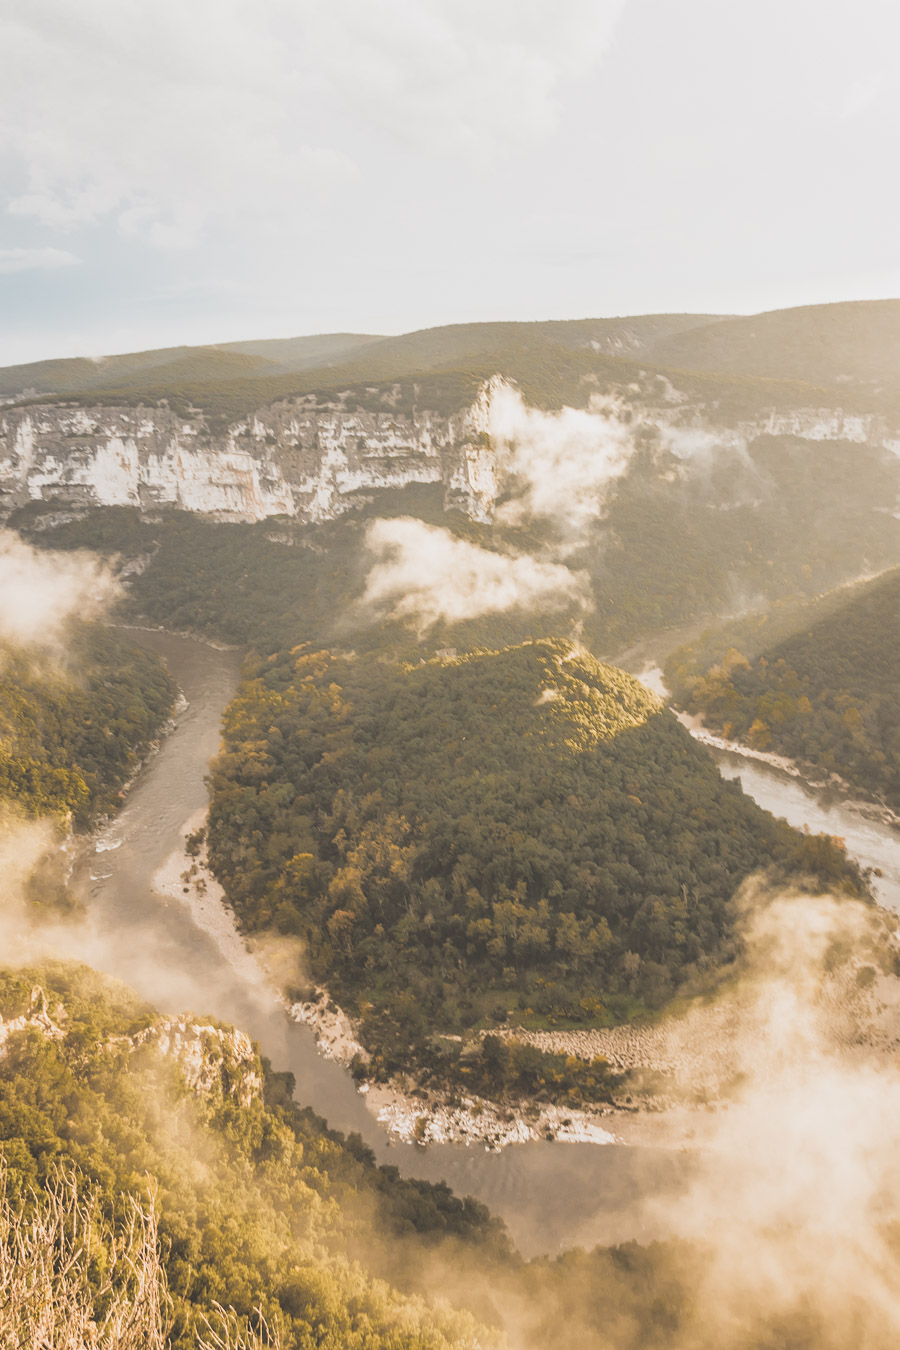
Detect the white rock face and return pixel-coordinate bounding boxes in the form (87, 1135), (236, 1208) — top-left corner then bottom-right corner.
(131, 1016), (263, 1108)
(0, 387), (497, 524)
(0, 381), (894, 526)
(0, 985), (64, 1057)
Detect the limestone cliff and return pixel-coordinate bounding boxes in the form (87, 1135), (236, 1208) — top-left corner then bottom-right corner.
(130, 1016), (263, 1108)
(0, 384), (498, 524)
(1, 377), (897, 527)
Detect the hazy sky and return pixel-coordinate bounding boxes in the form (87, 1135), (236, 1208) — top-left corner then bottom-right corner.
(2, 0), (899, 364)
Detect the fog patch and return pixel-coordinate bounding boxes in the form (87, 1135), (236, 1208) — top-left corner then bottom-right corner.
(657, 421), (751, 466)
(633, 886), (900, 1347)
(0, 530), (120, 652)
(488, 383), (637, 538)
(360, 517), (589, 634)
(487, 384), (765, 538)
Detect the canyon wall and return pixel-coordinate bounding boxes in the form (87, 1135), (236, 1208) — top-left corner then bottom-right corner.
(1, 379), (897, 525)
(0, 383), (499, 524)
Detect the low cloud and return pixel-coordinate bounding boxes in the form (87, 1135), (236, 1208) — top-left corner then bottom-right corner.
(634, 887), (900, 1347)
(488, 383), (762, 537)
(360, 517), (589, 634)
(657, 420), (751, 467)
(488, 383), (639, 537)
(0, 530), (120, 650)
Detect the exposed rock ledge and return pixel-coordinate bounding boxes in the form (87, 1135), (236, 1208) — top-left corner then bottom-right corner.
(129, 1017), (263, 1108)
(3, 379), (899, 528)
(0, 983), (263, 1110)
(0, 985), (65, 1055)
(0, 384), (499, 524)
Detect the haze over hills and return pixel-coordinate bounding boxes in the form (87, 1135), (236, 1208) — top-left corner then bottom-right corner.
(666, 564), (900, 810)
(650, 299), (900, 391)
(6, 300), (900, 419)
(5, 297), (900, 1347)
(0, 313), (725, 405)
(4, 298), (900, 662)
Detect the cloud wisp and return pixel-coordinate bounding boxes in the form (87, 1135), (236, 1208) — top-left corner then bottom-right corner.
(359, 516), (589, 634)
(0, 247), (81, 274)
(488, 383), (639, 539)
(632, 888), (900, 1348)
(1, 0), (622, 252)
(0, 530), (120, 650)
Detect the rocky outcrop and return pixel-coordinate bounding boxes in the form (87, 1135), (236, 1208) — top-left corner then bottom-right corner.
(0, 985), (64, 1056)
(130, 1017), (263, 1108)
(2, 378), (896, 527)
(0, 384), (498, 524)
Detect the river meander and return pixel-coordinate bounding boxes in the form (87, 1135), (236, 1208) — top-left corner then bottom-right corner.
(71, 628), (900, 1256)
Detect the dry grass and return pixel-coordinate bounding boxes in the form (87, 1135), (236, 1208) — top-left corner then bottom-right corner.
(0, 1163), (282, 1350)
(0, 1165), (169, 1349)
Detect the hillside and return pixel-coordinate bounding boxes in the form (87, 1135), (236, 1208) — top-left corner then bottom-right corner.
(206, 639), (861, 1089)
(0, 314), (717, 404)
(649, 299), (900, 392)
(21, 392), (900, 659)
(666, 567), (900, 809)
(0, 962), (509, 1348)
(0, 333), (384, 402)
(0, 622), (175, 828)
(0, 959), (766, 1350)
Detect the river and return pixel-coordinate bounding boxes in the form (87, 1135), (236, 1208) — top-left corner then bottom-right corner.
(73, 629), (690, 1257)
(71, 628), (900, 1256)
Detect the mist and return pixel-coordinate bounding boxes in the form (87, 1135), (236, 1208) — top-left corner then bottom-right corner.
(629, 887), (900, 1347)
(360, 516), (590, 633)
(0, 530), (120, 652)
(488, 383), (639, 539)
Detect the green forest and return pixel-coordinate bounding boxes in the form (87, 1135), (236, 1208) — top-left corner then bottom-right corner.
(205, 638), (860, 1085)
(667, 567), (900, 809)
(0, 962), (505, 1349)
(0, 623), (175, 827)
(4, 960), (888, 1350)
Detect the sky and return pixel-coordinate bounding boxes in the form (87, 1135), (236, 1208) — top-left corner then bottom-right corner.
(1, 0), (900, 365)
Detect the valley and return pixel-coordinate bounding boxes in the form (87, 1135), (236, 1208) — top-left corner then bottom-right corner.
(4, 300), (900, 1346)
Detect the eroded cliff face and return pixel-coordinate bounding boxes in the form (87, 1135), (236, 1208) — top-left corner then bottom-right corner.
(0, 383), (499, 524)
(0, 985), (264, 1109)
(131, 1017), (263, 1108)
(1, 378), (897, 526)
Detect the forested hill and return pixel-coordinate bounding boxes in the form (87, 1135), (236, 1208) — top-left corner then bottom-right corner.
(0, 624), (175, 828)
(0, 961), (507, 1348)
(206, 638), (860, 1083)
(8, 301), (900, 423)
(0, 313), (719, 408)
(649, 299), (900, 391)
(666, 566), (900, 809)
(8, 959), (851, 1350)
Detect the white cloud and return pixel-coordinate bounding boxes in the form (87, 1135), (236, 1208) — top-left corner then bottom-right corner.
(0, 531), (120, 649)
(0, 246), (80, 274)
(488, 383), (638, 537)
(306, 0), (625, 161)
(360, 516), (589, 633)
(0, 0), (622, 251)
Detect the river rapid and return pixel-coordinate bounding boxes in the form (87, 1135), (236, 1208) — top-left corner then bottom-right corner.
(71, 628), (900, 1256)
